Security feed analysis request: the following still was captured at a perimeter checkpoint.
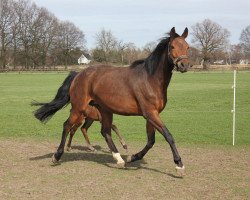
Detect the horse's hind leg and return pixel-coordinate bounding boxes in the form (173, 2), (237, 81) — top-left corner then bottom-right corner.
(101, 111), (125, 168)
(52, 110), (83, 163)
(81, 118), (96, 151)
(111, 124), (128, 151)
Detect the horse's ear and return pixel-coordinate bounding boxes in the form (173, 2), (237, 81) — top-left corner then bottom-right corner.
(170, 27), (176, 38)
(181, 27), (188, 38)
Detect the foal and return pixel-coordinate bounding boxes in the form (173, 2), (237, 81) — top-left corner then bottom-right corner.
(66, 104), (127, 152)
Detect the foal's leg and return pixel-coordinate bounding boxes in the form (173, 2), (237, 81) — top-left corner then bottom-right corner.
(52, 110), (83, 163)
(80, 118), (96, 151)
(66, 122), (82, 152)
(111, 124), (128, 151)
(101, 111), (125, 167)
(127, 120), (155, 162)
(146, 111), (185, 175)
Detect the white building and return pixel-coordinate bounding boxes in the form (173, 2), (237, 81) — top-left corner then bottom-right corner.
(78, 54), (91, 65)
(239, 59), (249, 65)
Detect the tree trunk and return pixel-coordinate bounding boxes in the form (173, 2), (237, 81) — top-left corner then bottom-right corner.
(1, 36), (6, 69)
(13, 38), (17, 69)
(1, 48), (7, 69)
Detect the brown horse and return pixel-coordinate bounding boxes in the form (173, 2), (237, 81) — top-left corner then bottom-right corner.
(33, 27), (190, 175)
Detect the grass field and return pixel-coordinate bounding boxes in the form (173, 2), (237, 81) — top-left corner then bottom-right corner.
(0, 71), (249, 199)
(0, 71), (249, 145)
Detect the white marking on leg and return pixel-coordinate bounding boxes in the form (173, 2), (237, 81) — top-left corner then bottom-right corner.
(175, 165), (185, 170)
(112, 152), (125, 164)
(175, 165), (185, 176)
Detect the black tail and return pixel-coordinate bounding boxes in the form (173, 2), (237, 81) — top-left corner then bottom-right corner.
(31, 71), (78, 123)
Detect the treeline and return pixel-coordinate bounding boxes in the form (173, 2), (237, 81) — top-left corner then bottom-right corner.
(92, 21), (250, 69)
(92, 29), (153, 65)
(0, 0), (85, 69)
(1, 0), (250, 70)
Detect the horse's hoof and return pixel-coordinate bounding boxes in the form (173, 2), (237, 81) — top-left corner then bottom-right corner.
(126, 155), (133, 163)
(122, 144), (128, 150)
(52, 154), (60, 164)
(175, 165), (185, 177)
(87, 146), (97, 152)
(66, 147), (71, 152)
(117, 161), (126, 169)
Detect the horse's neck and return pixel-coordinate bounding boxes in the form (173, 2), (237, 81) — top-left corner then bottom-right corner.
(153, 54), (173, 93)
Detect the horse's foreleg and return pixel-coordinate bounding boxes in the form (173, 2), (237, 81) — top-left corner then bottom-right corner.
(81, 118), (96, 151)
(111, 124), (128, 151)
(127, 120), (155, 162)
(146, 111), (185, 176)
(101, 111), (125, 168)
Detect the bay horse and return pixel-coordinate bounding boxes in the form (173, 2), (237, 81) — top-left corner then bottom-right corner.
(33, 27), (190, 175)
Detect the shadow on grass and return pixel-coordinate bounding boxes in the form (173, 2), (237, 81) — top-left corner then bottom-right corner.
(29, 145), (182, 178)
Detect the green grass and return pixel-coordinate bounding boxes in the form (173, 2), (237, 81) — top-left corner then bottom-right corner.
(0, 71), (249, 146)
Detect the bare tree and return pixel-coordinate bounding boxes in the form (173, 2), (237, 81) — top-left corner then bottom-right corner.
(191, 19), (230, 69)
(240, 25), (250, 58)
(0, 0), (15, 68)
(229, 44), (244, 64)
(17, 1), (37, 68)
(54, 21), (85, 68)
(29, 4), (46, 68)
(188, 46), (201, 65)
(34, 7), (58, 67)
(11, 0), (23, 68)
(116, 40), (129, 64)
(123, 42), (141, 65)
(11, 0), (31, 68)
(143, 41), (157, 54)
(0, 0), (86, 69)
(95, 28), (117, 63)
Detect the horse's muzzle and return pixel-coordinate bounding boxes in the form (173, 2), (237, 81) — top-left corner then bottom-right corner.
(176, 62), (191, 73)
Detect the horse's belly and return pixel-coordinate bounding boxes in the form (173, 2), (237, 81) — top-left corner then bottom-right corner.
(94, 92), (141, 115)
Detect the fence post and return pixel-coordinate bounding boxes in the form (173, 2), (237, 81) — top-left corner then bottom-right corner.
(231, 70), (236, 145)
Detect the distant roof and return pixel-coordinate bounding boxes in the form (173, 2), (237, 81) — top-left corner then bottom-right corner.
(82, 53), (91, 60)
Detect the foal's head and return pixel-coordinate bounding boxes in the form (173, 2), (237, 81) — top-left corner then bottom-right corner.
(168, 27), (190, 73)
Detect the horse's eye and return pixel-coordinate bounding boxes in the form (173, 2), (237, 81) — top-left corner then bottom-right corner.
(171, 46), (174, 49)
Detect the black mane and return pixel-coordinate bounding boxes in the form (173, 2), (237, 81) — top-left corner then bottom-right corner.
(130, 32), (179, 75)
(144, 37), (170, 75)
(130, 59), (145, 67)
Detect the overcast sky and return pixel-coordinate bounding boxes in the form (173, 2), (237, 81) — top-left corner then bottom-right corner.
(32, 0), (250, 49)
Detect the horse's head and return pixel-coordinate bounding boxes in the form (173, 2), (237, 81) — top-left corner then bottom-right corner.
(168, 27), (191, 73)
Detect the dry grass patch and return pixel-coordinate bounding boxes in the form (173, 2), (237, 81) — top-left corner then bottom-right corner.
(0, 139), (249, 200)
